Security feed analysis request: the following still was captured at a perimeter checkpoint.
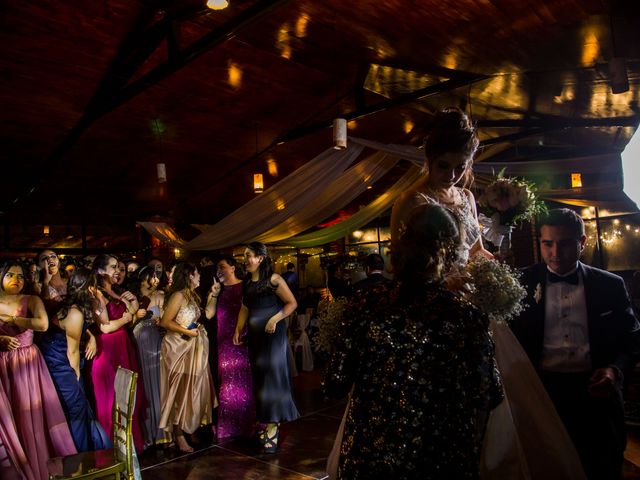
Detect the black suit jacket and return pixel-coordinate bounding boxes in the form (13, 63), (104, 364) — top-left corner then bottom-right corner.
(511, 261), (640, 375)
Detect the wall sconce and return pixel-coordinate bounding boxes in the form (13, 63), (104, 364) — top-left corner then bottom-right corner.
(157, 163), (167, 183)
(253, 173), (264, 193)
(571, 173), (583, 188)
(333, 118), (347, 150)
(43, 225), (50, 236)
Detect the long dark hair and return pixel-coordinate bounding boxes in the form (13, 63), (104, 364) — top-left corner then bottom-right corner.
(0, 261), (26, 293)
(131, 266), (156, 298)
(168, 262), (201, 305)
(244, 242), (274, 293)
(92, 254), (124, 294)
(423, 108), (479, 188)
(56, 268), (97, 324)
(219, 254), (244, 282)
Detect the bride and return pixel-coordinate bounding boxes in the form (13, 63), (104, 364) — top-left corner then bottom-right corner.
(327, 108), (585, 479)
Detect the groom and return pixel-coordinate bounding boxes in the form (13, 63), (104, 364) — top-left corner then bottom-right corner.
(511, 208), (640, 479)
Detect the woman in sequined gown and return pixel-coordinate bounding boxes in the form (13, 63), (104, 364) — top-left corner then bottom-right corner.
(159, 262), (216, 453)
(132, 266), (170, 447)
(39, 268), (111, 452)
(233, 242), (299, 453)
(204, 256), (254, 440)
(325, 205), (502, 479)
(0, 261), (77, 480)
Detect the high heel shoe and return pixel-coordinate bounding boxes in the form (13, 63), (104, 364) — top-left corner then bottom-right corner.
(175, 435), (194, 453)
(260, 424), (279, 454)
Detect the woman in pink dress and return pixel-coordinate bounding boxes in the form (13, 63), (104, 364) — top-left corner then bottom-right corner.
(0, 261), (76, 480)
(90, 254), (146, 452)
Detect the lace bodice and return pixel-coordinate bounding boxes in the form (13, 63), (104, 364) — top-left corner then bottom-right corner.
(175, 302), (199, 328)
(413, 188), (480, 264)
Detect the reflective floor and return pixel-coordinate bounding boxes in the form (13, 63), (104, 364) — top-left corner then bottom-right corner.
(139, 369), (640, 479)
(140, 370), (343, 479)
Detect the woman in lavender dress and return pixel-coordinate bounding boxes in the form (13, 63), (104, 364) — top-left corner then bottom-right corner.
(204, 256), (254, 440)
(132, 267), (170, 447)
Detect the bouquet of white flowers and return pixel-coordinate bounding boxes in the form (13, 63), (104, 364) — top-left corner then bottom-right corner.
(464, 256), (526, 323)
(313, 295), (348, 355)
(478, 169), (546, 228)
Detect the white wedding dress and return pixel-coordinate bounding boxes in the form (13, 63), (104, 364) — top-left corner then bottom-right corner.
(327, 188), (586, 479)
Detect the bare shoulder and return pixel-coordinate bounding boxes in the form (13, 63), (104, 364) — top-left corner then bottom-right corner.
(460, 187), (475, 201)
(270, 273), (284, 285)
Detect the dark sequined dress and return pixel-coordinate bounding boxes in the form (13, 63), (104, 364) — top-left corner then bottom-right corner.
(324, 282), (502, 480)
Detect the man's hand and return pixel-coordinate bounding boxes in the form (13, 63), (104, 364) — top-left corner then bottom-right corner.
(588, 367), (618, 398)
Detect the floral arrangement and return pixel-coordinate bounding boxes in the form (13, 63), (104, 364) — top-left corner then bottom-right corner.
(313, 295), (348, 355)
(463, 256), (526, 323)
(478, 169), (546, 227)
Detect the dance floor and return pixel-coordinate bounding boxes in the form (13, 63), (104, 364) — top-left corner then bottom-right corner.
(138, 369), (640, 479)
(139, 370), (341, 479)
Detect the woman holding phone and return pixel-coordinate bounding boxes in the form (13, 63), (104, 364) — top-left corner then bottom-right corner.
(159, 262), (217, 453)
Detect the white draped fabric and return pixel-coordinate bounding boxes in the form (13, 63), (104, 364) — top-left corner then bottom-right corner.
(281, 166), (421, 247)
(255, 151), (400, 244)
(137, 138), (635, 250)
(184, 145), (365, 250)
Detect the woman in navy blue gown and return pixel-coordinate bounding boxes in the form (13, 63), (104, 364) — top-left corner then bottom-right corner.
(39, 268), (111, 452)
(233, 242), (299, 453)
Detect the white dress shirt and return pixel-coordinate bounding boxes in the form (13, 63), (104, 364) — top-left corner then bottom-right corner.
(540, 265), (592, 373)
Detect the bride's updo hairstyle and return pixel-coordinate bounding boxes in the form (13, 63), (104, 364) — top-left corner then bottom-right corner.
(391, 204), (463, 284)
(423, 108), (479, 187)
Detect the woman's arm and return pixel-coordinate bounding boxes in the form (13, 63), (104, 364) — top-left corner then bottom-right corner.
(233, 304), (249, 345)
(464, 188), (494, 260)
(63, 308), (84, 379)
(264, 273), (297, 334)
(159, 291), (198, 337)
(204, 281), (222, 320)
(98, 310), (133, 334)
(2, 295), (49, 331)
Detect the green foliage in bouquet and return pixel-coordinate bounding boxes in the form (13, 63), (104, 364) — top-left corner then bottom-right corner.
(478, 168), (547, 227)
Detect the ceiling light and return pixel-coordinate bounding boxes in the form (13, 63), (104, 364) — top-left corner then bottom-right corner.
(206, 0), (229, 10)
(333, 118), (347, 150)
(253, 173), (264, 194)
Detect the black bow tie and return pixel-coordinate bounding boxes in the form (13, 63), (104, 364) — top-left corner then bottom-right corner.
(548, 271), (579, 285)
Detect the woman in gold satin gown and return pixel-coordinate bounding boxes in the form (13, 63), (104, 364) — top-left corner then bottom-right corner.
(159, 262), (217, 453)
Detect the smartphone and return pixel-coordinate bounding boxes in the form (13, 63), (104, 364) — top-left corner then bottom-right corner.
(181, 322), (199, 340)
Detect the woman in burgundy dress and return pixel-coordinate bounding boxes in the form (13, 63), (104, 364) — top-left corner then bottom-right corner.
(204, 256), (254, 439)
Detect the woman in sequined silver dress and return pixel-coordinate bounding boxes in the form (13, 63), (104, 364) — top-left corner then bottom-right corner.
(325, 204), (502, 479)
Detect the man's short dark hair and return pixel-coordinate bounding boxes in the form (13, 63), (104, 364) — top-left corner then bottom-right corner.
(538, 208), (585, 239)
(365, 253), (385, 272)
(286, 262), (295, 270)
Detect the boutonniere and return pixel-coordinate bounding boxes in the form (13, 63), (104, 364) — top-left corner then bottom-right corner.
(533, 283), (542, 304)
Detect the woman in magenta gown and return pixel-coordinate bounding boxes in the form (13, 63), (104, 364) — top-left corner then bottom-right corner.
(90, 254), (146, 453)
(204, 256), (254, 439)
(0, 261), (76, 480)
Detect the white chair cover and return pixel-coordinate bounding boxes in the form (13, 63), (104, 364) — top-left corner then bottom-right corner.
(293, 314), (314, 372)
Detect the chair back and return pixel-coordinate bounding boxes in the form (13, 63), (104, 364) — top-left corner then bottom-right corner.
(113, 366), (138, 480)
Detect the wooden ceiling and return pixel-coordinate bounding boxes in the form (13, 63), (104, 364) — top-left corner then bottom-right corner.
(1, 0), (639, 249)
